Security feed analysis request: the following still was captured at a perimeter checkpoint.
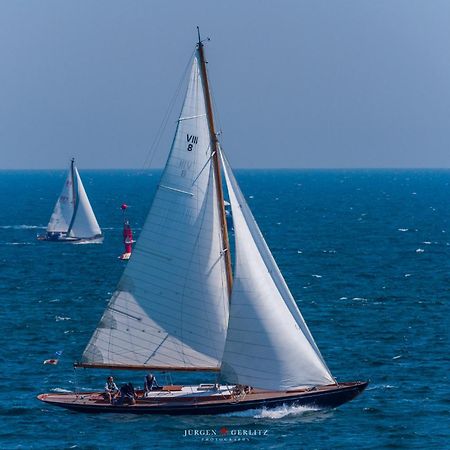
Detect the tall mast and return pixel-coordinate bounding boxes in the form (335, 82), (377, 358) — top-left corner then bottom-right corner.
(70, 158), (76, 206)
(196, 28), (233, 297)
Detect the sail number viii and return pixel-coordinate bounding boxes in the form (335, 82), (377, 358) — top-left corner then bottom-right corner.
(187, 134), (198, 151)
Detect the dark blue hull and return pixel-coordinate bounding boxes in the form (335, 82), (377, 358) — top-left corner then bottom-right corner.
(38, 381), (368, 415)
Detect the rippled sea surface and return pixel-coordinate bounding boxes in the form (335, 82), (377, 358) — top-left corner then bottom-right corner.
(0, 169), (449, 449)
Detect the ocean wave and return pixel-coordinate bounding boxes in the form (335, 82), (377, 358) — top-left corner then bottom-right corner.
(0, 224), (45, 229)
(73, 239), (103, 245)
(55, 316), (71, 321)
(367, 384), (396, 391)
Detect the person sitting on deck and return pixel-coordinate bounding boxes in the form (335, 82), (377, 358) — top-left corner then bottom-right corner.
(103, 376), (119, 404)
(115, 382), (137, 406)
(144, 373), (160, 395)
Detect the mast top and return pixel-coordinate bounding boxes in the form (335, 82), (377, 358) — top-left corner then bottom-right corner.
(196, 26), (210, 49)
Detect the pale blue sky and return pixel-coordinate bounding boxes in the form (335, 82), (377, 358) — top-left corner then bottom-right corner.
(1, 0), (450, 169)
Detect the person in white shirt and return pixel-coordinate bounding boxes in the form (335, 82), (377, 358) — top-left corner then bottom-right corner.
(104, 376), (119, 403)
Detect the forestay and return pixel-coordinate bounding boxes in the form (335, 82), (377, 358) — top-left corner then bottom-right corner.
(81, 53), (229, 370)
(68, 168), (102, 238)
(220, 152), (335, 390)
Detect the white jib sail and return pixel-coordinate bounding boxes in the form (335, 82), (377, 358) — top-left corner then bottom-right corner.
(220, 152), (335, 390)
(81, 53), (229, 370)
(46, 165), (75, 233)
(68, 167), (102, 238)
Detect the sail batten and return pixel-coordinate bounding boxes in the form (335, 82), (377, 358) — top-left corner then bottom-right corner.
(81, 53), (229, 371)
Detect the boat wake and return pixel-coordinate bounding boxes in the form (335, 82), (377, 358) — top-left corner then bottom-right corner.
(224, 404), (322, 419)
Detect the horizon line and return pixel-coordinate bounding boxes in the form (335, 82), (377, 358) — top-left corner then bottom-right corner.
(2, 167), (450, 171)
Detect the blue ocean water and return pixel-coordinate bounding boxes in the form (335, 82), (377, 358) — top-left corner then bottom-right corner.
(0, 169), (448, 449)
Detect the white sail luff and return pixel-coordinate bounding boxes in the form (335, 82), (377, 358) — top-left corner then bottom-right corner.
(220, 151), (334, 390)
(82, 53), (229, 370)
(69, 168), (102, 238)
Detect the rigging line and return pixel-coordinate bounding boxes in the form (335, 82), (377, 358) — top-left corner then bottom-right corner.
(141, 50), (196, 171)
(191, 148), (215, 186)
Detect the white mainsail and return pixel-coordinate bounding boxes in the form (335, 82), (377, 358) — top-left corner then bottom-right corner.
(81, 54), (229, 370)
(68, 167), (102, 238)
(46, 165), (76, 233)
(220, 152), (335, 390)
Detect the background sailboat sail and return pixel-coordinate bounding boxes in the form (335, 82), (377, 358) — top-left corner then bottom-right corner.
(44, 159), (102, 240)
(80, 54), (229, 371)
(67, 167), (102, 238)
(220, 152), (335, 390)
(46, 165), (76, 234)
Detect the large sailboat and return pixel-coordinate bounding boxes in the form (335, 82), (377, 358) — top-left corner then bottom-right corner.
(38, 158), (103, 243)
(38, 32), (367, 414)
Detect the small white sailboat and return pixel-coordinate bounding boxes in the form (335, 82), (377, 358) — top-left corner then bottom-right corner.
(38, 31), (366, 414)
(38, 158), (103, 243)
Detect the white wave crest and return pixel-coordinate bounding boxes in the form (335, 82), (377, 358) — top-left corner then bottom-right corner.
(0, 224), (45, 229)
(55, 316), (71, 321)
(73, 238), (104, 245)
(224, 403), (321, 419)
(51, 388), (73, 393)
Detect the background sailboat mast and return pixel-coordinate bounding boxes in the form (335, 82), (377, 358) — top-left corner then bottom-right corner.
(70, 158), (76, 204)
(67, 158), (78, 235)
(197, 28), (233, 296)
